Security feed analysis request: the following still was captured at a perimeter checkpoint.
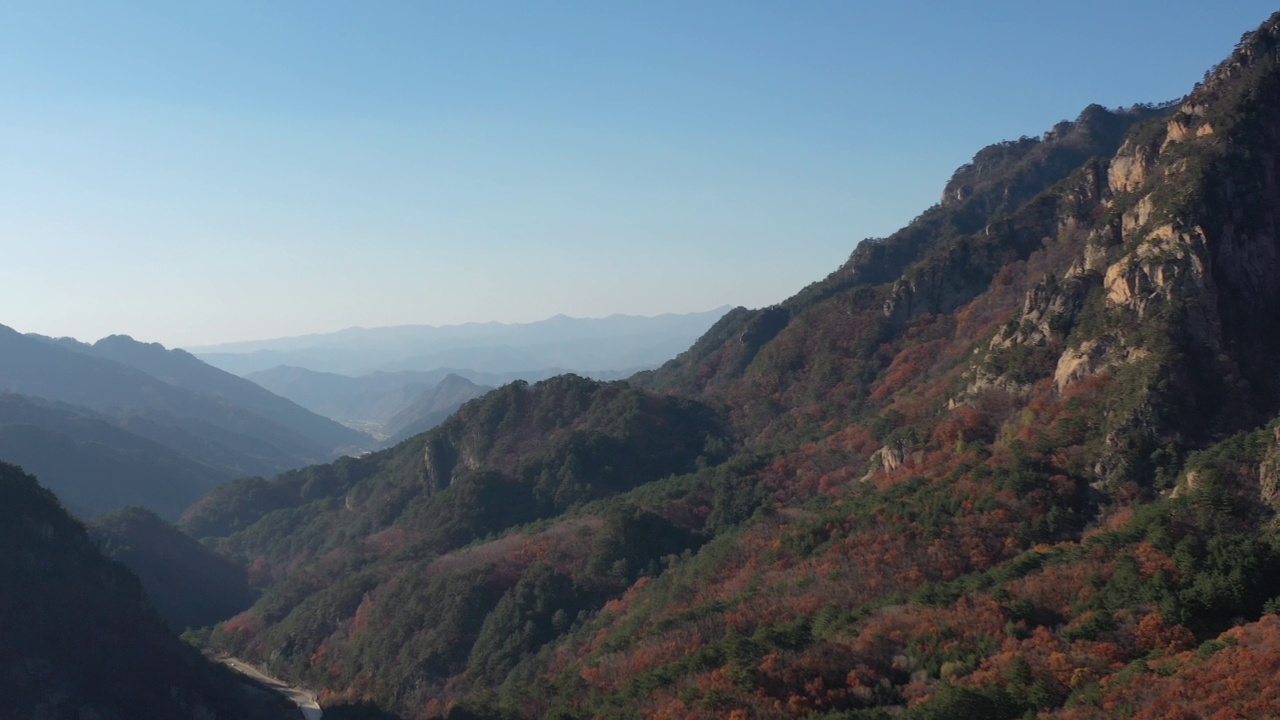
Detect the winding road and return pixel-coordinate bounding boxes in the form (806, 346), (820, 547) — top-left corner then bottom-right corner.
(218, 656), (323, 720)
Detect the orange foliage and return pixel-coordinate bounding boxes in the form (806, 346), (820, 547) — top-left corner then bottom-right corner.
(1133, 613), (1195, 654)
(1059, 615), (1280, 719)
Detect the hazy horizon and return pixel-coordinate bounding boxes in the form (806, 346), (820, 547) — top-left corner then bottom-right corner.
(4, 304), (734, 352)
(3, 1), (1275, 347)
(186, 304), (732, 350)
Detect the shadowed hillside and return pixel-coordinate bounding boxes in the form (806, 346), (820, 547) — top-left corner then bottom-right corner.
(0, 393), (227, 520)
(89, 507), (258, 631)
(0, 326), (375, 517)
(0, 463), (294, 720)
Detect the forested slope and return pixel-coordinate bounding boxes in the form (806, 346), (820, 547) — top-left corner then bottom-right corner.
(191, 374), (730, 713)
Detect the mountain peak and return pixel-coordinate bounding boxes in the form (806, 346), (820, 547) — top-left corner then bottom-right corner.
(437, 372), (478, 389)
(93, 333), (166, 353)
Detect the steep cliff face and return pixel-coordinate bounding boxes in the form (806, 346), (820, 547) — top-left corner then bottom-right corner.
(940, 103), (1160, 217)
(638, 104), (1164, 419)
(882, 157), (1109, 328)
(967, 16), (1280, 484)
(641, 34), (1274, 466)
(1258, 426), (1280, 511)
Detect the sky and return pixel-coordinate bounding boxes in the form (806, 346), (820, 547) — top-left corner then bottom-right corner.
(0, 2), (1275, 348)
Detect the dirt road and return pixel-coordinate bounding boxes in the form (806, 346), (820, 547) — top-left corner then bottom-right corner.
(218, 656), (322, 720)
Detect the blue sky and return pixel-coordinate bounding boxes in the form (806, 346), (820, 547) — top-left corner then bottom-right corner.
(0, 1), (1275, 347)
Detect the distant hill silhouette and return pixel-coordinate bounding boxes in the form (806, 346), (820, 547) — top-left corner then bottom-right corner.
(69, 334), (368, 452)
(0, 394), (227, 520)
(248, 365), (643, 438)
(0, 324), (375, 517)
(383, 373), (491, 445)
(243, 366), (436, 434)
(193, 308), (731, 376)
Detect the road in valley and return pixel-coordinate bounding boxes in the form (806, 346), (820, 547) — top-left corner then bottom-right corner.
(218, 656), (323, 720)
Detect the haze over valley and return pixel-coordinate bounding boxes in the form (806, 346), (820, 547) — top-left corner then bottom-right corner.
(195, 307), (731, 439)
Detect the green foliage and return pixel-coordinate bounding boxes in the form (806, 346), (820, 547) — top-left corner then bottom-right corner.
(352, 566), (502, 685)
(468, 564), (595, 684)
(1061, 610), (1116, 642)
(586, 505), (702, 583)
(1082, 456), (1280, 633)
(1195, 638), (1230, 659)
(407, 470), (543, 550)
(982, 344), (1059, 384)
(909, 627), (999, 679)
(901, 685), (1024, 720)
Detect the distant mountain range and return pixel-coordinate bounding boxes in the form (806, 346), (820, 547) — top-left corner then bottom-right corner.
(0, 324), (374, 519)
(189, 307), (732, 376)
(0, 311), (727, 518)
(244, 366), (587, 440)
(195, 309), (730, 439)
(0, 394), (229, 520)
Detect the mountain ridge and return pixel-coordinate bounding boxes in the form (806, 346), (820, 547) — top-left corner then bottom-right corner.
(0, 324), (374, 518)
(73, 333), (370, 452)
(187, 307), (734, 354)
(193, 307), (733, 376)
(382, 373), (491, 445)
(0, 393), (227, 520)
(244, 365), (638, 438)
(88, 506), (258, 631)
